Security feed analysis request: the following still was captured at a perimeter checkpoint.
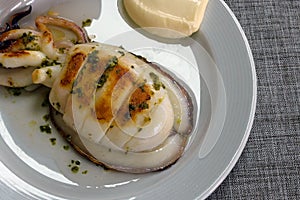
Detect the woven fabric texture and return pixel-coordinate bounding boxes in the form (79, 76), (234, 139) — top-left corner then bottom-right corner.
(208, 0), (300, 199)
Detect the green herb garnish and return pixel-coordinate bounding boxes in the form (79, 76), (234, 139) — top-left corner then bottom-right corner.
(63, 145), (70, 150)
(49, 138), (56, 145)
(149, 72), (165, 91)
(40, 124), (51, 134)
(71, 166), (79, 173)
(82, 19), (92, 27)
(6, 88), (22, 96)
(96, 56), (118, 88)
(43, 114), (50, 122)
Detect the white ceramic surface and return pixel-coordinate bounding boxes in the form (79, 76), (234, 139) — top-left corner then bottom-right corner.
(0, 0), (256, 199)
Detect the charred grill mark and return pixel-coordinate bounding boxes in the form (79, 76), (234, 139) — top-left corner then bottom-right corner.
(129, 84), (152, 119)
(42, 30), (52, 43)
(60, 52), (86, 87)
(70, 50), (109, 109)
(2, 50), (31, 58)
(95, 63), (130, 123)
(0, 39), (16, 52)
(0, 30), (12, 41)
(0, 32), (40, 52)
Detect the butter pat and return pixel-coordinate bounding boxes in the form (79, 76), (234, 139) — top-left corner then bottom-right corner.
(123, 0), (209, 38)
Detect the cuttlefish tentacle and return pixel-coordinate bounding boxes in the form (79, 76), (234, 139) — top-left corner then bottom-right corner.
(9, 5), (32, 29)
(0, 5), (32, 34)
(0, 5), (33, 52)
(0, 23), (11, 35)
(35, 15), (90, 44)
(0, 6), (92, 88)
(35, 15), (90, 60)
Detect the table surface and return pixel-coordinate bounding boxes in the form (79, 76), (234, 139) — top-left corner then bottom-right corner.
(208, 0), (300, 199)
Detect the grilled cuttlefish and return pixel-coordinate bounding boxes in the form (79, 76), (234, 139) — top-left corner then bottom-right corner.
(49, 43), (195, 173)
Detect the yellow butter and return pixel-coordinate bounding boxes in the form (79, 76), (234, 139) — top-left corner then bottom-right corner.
(123, 0), (209, 38)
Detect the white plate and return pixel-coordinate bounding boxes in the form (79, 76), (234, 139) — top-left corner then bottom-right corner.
(0, 0), (256, 199)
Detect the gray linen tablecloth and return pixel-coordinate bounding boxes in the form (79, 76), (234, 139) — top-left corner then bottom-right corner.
(208, 0), (300, 199)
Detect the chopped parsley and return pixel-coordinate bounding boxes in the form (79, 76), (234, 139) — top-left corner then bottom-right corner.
(68, 160), (87, 174)
(176, 118), (182, 124)
(149, 72), (165, 90)
(49, 138), (56, 145)
(75, 160), (81, 165)
(71, 166), (79, 173)
(20, 32), (40, 50)
(87, 50), (100, 71)
(139, 102), (149, 110)
(21, 32), (36, 44)
(6, 87), (22, 96)
(40, 124), (52, 134)
(41, 96), (50, 107)
(106, 56), (118, 70)
(71, 87), (83, 97)
(144, 117), (151, 123)
(63, 145), (70, 150)
(129, 104), (136, 112)
(52, 102), (61, 110)
(59, 48), (66, 54)
(46, 69), (52, 78)
(96, 56), (118, 88)
(96, 74), (108, 88)
(43, 114), (50, 122)
(41, 59), (60, 67)
(82, 19), (92, 27)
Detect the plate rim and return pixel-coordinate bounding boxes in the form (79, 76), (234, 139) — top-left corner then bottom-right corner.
(200, 0), (257, 198)
(0, 0), (257, 199)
